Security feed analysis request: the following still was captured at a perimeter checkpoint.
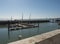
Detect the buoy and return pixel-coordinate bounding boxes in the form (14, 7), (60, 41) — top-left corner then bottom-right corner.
(19, 35), (22, 39)
(19, 35), (22, 37)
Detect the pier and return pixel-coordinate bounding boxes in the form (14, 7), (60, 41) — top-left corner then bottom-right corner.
(8, 23), (39, 31)
(0, 19), (49, 25)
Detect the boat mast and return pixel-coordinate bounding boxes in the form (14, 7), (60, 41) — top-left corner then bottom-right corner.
(21, 12), (23, 23)
(11, 16), (12, 21)
(29, 13), (31, 24)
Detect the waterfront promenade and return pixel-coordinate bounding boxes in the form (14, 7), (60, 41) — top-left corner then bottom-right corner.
(8, 29), (60, 44)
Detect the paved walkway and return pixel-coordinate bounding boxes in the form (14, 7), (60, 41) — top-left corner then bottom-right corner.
(8, 29), (60, 44)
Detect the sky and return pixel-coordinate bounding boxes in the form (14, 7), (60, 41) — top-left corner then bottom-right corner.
(0, 0), (60, 20)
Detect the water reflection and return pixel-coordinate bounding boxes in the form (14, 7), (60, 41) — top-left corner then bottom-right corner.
(8, 30), (10, 39)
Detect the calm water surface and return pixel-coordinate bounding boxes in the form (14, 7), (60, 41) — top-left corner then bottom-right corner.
(0, 22), (60, 44)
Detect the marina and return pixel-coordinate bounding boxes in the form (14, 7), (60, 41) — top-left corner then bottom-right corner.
(0, 0), (60, 44)
(0, 22), (60, 44)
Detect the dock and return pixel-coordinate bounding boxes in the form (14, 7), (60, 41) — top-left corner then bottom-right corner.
(8, 23), (39, 31)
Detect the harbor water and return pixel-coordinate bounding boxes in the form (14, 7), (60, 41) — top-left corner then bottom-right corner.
(0, 22), (60, 44)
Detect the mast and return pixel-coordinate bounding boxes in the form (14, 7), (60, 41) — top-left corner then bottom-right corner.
(11, 16), (12, 21)
(21, 12), (23, 23)
(29, 13), (31, 24)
